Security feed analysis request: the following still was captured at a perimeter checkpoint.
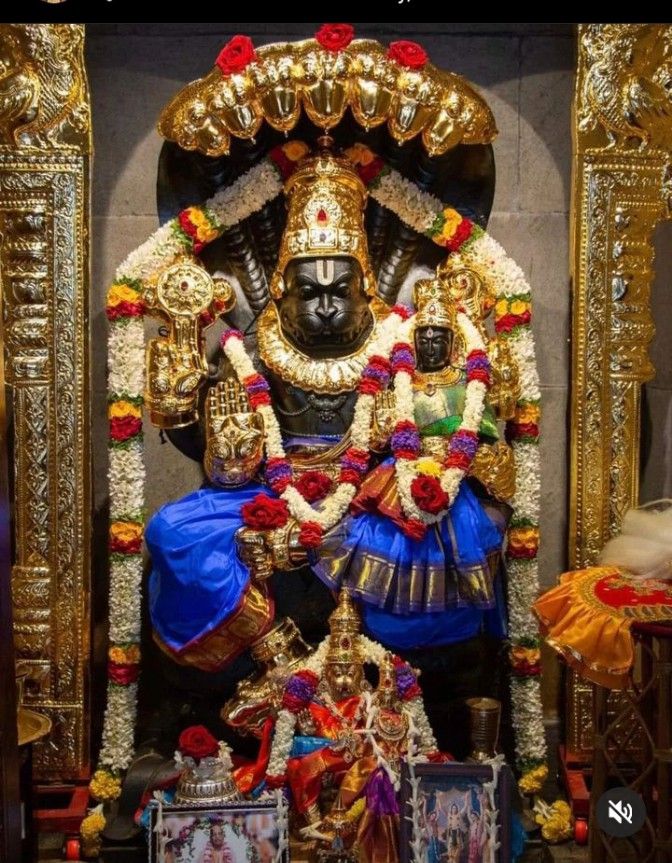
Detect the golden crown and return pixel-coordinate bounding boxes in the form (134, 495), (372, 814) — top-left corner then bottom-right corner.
(413, 277), (457, 329)
(325, 589), (365, 665)
(271, 143), (372, 297)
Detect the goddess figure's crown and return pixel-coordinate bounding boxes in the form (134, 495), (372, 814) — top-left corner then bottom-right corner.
(413, 277), (457, 329)
(325, 589), (365, 665)
(271, 142), (372, 297)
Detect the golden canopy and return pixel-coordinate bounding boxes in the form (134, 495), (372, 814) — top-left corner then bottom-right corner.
(158, 35), (497, 158)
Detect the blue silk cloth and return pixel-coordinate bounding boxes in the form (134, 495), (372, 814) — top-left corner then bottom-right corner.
(290, 736), (333, 757)
(361, 599), (507, 651)
(146, 483), (264, 652)
(314, 479), (507, 649)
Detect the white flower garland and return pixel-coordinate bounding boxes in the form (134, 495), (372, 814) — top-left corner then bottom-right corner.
(99, 314), (145, 772)
(99, 683), (139, 772)
(393, 313), (488, 524)
(222, 309), (404, 533)
(117, 160), (283, 282)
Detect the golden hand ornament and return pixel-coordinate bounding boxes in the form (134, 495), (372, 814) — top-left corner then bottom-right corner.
(488, 339), (521, 422)
(469, 442), (516, 502)
(143, 260), (235, 428)
(204, 378), (265, 487)
(267, 519), (308, 571)
(371, 389), (396, 451)
(235, 526), (274, 582)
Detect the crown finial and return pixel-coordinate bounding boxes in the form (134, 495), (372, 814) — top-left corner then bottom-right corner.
(325, 589), (364, 665)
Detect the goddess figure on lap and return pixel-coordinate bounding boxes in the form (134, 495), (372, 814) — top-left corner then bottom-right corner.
(315, 274), (517, 651)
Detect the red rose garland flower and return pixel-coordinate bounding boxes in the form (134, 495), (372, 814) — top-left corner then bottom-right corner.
(216, 35), (257, 76)
(107, 662), (139, 686)
(178, 725), (219, 760)
(410, 475), (449, 515)
(294, 470), (333, 503)
(299, 521), (323, 549)
(316, 23), (355, 52)
(387, 40), (428, 70)
(241, 494), (290, 530)
(110, 415), (142, 443)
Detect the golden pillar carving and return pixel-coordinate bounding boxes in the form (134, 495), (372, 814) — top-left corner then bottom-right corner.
(568, 23), (672, 753)
(0, 24), (91, 778)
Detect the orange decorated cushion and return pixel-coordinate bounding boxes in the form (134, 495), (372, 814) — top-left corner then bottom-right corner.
(533, 566), (672, 689)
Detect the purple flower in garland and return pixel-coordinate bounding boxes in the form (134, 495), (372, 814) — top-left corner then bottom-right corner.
(394, 660), (421, 700)
(265, 457), (293, 493)
(391, 421), (421, 457)
(282, 669), (320, 713)
(341, 448), (370, 476)
(359, 354), (392, 395)
(448, 429), (479, 460)
(466, 354), (490, 375)
(391, 342), (416, 374)
(243, 374), (270, 396)
(466, 349), (491, 385)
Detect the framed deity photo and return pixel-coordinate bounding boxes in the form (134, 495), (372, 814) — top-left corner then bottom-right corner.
(399, 762), (511, 863)
(147, 800), (288, 863)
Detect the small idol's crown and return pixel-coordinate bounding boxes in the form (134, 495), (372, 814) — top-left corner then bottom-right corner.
(413, 277), (457, 330)
(325, 589), (365, 664)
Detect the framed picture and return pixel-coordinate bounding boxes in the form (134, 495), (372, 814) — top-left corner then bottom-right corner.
(400, 762), (511, 863)
(147, 800), (289, 863)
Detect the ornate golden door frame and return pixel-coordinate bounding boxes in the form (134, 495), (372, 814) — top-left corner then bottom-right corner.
(568, 24), (672, 750)
(0, 24), (91, 779)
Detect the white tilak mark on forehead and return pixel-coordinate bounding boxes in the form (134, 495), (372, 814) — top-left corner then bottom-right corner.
(316, 259), (335, 286)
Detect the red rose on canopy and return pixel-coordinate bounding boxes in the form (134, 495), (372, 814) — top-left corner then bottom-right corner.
(294, 470), (333, 503)
(178, 725), (219, 760)
(410, 475), (449, 514)
(241, 494), (290, 530)
(387, 40), (428, 70)
(216, 35), (257, 76)
(316, 23), (355, 52)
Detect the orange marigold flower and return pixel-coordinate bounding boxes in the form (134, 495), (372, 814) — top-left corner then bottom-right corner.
(282, 140), (310, 161)
(345, 142), (376, 167)
(108, 400), (142, 419)
(107, 284), (140, 307)
(439, 208), (463, 240)
(110, 521), (143, 543)
(515, 403), (540, 425)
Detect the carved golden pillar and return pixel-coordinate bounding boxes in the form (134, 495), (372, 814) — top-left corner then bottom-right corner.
(0, 24), (91, 779)
(568, 24), (672, 754)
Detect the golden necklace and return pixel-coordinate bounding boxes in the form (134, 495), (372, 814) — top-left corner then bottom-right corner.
(256, 301), (387, 395)
(412, 365), (463, 395)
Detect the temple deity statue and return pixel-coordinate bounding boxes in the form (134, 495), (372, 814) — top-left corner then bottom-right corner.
(314, 272), (516, 650)
(228, 590), (437, 863)
(97, 31), (548, 835)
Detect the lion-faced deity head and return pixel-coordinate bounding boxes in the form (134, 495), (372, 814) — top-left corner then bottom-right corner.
(270, 143), (375, 358)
